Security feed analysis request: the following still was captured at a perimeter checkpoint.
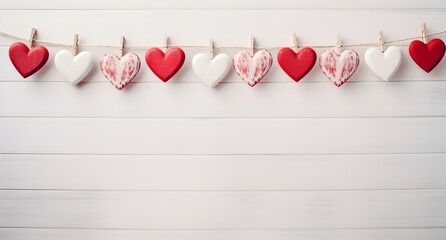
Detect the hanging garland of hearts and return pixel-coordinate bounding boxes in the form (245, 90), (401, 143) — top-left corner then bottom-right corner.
(4, 24), (446, 90)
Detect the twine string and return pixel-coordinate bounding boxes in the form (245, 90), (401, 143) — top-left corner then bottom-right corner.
(0, 29), (445, 51)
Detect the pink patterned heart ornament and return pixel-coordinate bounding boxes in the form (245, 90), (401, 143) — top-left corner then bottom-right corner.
(233, 50), (273, 87)
(100, 53), (141, 90)
(319, 49), (360, 87)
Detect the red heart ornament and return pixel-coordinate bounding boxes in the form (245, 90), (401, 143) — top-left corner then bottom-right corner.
(100, 53), (141, 90)
(277, 47), (317, 82)
(145, 48), (185, 82)
(9, 42), (49, 78)
(409, 38), (445, 73)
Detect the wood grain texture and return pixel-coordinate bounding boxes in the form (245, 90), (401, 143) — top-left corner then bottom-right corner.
(2, 228), (446, 240)
(0, 117), (445, 154)
(0, 82), (444, 117)
(0, 10), (443, 46)
(2, 0), (446, 9)
(0, 3), (445, 239)
(1, 189), (445, 229)
(0, 154), (445, 190)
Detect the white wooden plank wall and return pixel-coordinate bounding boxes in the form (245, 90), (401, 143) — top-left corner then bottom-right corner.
(0, 1), (445, 239)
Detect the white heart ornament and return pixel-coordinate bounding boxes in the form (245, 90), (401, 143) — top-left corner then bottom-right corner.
(192, 53), (231, 87)
(364, 46), (402, 81)
(100, 53), (141, 90)
(319, 49), (360, 87)
(55, 50), (94, 85)
(233, 50), (273, 87)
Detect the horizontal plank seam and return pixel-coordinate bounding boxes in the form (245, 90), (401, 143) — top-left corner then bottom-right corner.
(1, 116), (445, 119)
(1, 226), (446, 231)
(0, 80), (445, 83)
(1, 152), (445, 156)
(0, 188), (445, 192)
(0, 44), (426, 47)
(2, 9), (446, 12)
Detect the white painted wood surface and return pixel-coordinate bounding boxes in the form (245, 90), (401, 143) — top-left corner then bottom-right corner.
(1, 189), (445, 229)
(1, 117), (445, 154)
(1, 154), (445, 190)
(2, 0), (446, 9)
(1, 228), (446, 240)
(0, 82), (444, 117)
(0, 1), (445, 240)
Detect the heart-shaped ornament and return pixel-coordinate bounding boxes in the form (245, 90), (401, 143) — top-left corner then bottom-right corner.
(233, 50), (273, 87)
(55, 50), (94, 85)
(145, 48), (185, 82)
(100, 53), (141, 90)
(364, 46), (402, 81)
(192, 53), (231, 87)
(319, 49), (360, 87)
(9, 42), (49, 78)
(409, 38), (445, 73)
(277, 47), (317, 82)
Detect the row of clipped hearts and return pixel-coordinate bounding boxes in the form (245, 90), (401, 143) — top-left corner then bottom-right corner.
(8, 38), (445, 90)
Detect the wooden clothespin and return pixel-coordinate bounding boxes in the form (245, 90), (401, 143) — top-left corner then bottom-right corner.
(120, 36), (125, 57)
(292, 33), (298, 51)
(336, 34), (342, 55)
(421, 23), (427, 44)
(209, 39), (214, 59)
(251, 36), (255, 56)
(163, 35), (169, 52)
(73, 34), (79, 55)
(379, 31), (385, 53)
(29, 28), (37, 48)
